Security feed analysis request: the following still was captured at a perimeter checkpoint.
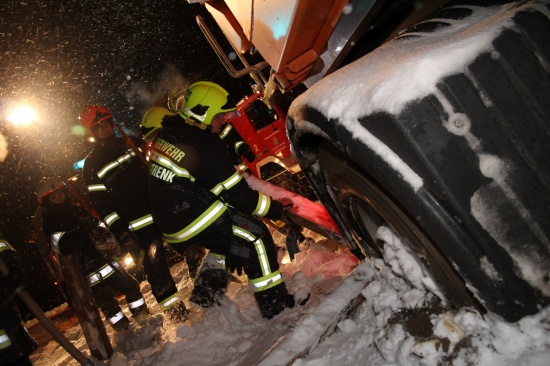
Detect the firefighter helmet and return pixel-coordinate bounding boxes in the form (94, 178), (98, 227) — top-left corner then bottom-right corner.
(141, 107), (173, 139)
(167, 86), (188, 113)
(180, 81), (235, 125)
(79, 105), (113, 136)
(36, 177), (65, 204)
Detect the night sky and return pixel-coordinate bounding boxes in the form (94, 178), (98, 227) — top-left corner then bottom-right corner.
(0, 0), (257, 309)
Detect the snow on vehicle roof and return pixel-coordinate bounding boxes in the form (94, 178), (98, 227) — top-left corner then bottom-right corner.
(291, 3), (524, 119)
(289, 3), (535, 193)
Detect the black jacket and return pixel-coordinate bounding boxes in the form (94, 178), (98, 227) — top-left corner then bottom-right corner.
(148, 115), (282, 241)
(82, 135), (156, 242)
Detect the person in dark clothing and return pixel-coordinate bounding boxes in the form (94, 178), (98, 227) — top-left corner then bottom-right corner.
(167, 83), (256, 169)
(140, 82), (296, 319)
(37, 178), (148, 331)
(0, 237), (38, 366)
(79, 105), (186, 322)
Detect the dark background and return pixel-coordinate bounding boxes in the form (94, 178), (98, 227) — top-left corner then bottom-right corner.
(0, 0), (261, 311)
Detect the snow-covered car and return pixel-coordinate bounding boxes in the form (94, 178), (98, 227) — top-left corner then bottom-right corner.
(286, 1), (550, 321)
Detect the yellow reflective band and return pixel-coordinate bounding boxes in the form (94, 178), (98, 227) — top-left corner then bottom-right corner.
(109, 311), (125, 324)
(252, 193), (271, 217)
(234, 141), (245, 154)
(232, 226), (271, 276)
(150, 151), (194, 180)
(88, 262), (119, 286)
(248, 270), (283, 292)
(97, 150), (136, 179)
(0, 240), (11, 253)
(128, 214), (154, 231)
(220, 124), (232, 139)
(237, 163), (248, 172)
(87, 184), (107, 192)
(128, 297), (145, 309)
(0, 330), (12, 350)
(210, 171), (243, 196)
(232, 226), (255, 242)
(51, 232), (65, 254)
(160, 293), (180, 310)
(164, 201), (227, 243)
(104, 212), (120, 228)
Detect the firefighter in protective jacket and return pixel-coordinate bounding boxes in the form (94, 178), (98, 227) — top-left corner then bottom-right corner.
(168, 83), (255, 168)
(37, 178), (148, 331)
(0, 238), (37, 366)
(141, 82), (294, 319)
(79, 105), (185, 321)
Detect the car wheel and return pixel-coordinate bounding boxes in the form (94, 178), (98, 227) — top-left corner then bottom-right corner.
(319, 141), (478, 309)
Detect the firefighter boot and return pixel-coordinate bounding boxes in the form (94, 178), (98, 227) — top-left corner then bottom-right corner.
(253, 283), (296, 319)
(111, 314), (130, 331)
(130, 303), (150, 322)
(190, 266), (229, 308)
(164, 301), (189, 323)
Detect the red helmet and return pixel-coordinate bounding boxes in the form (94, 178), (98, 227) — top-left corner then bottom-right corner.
(79, 105), (113, 136)
(36, 177), (65, 204)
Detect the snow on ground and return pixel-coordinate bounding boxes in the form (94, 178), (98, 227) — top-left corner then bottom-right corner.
(27, 226), (550, 366)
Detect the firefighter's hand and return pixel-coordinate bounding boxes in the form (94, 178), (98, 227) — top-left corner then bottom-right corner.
(226, 243), (250, 276)
(279, 198), (294, 210)
(279, 199), (294, 221)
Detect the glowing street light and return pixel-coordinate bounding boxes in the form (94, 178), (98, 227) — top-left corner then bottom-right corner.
(7, 105), (38, 127)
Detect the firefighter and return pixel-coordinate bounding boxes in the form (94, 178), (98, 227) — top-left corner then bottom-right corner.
(167, 83), (256, 169)
(79, 105), (187, 322)
(37, 177), (150, 331)
(140, 82), (296, 319)
(0, 237), (38, 366)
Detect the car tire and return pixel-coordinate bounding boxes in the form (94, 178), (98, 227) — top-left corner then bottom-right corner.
(318, 141), (479, 309)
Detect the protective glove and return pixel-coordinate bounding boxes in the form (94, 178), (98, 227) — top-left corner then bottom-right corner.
(226, 242), (250, 276)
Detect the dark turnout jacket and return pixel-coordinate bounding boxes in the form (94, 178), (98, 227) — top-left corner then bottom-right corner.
(82, 135), (157, 243)
(148, 114), (283, 245)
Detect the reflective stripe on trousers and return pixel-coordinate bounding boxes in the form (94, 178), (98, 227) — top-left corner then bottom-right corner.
(231, 225), (283, 292)
(128, 297), (145, 309)
(87, 261), (120, 286)
(109, 311), (125, 325)
(159, 293), (180, 311)
(248, 270), (284, 292)
(163, 201), (227, 243)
